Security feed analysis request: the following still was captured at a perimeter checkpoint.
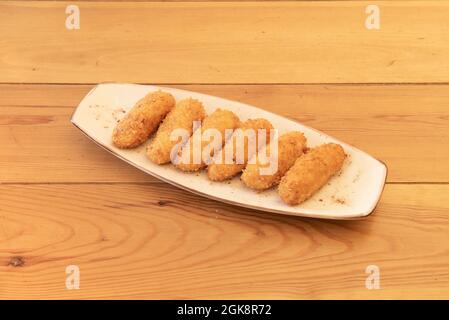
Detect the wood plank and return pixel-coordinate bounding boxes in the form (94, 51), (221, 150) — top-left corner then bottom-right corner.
(0, 183), (448, 299)
(1, 84), (449, 183)
(1, 1), (449, 84)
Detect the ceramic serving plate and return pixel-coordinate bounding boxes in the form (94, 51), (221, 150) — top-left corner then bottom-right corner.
(71, 83), (387, 220)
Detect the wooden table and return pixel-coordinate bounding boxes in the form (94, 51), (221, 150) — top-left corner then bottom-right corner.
(1, 1), (449, 299)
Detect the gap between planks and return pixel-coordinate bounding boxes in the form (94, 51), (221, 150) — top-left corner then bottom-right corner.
(3, 82), (449, 86)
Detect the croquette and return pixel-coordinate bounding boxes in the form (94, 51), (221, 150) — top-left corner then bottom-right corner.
(241, 131), (306, 190)
(147, 98), (206, 164)
(176, 109), (240, 172)
(112, 91), (175, 148)
(278, 143), (346, 205)
(207, 118), (273, 181)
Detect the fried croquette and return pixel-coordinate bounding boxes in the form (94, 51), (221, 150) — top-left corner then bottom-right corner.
(278, 143), (346, 205)
(146, 98), (206, 164)
(207, 118), (273, 181)
(176, 109), (240, 172)
(112, 91), (175, 149)
(241, 131), (306, 190)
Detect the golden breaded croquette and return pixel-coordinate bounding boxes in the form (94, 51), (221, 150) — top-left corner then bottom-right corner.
(146, 98), (206, 164)
(176, 109), (240, 172)
(278, 143), (346, 205)
(241, 131), (306, 190)
(112, 91), (175, 149)
(207, 118), (273, 181)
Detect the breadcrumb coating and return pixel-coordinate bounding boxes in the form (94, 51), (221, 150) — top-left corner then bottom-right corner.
(176, 109), (240, 172)
(241, 131), (306, 190)
(207, 118), (273, 181)
(278, 143), (346, 205)
(146, 98), (206, 164)
(112, 91), (175, 149)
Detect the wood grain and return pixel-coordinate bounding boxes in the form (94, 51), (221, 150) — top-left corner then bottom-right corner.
(0, 183), (448, 299)
(1, 84), (449, 183)
(1, 1), (449, 84)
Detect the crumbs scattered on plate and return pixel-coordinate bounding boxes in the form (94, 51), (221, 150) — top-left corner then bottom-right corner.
(331, 195), (346, 205)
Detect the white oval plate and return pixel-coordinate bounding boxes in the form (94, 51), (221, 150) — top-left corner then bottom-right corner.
(71, 83), (387, 220)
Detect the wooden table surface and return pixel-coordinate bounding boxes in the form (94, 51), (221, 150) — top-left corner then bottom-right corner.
(1, 1), (449, 299)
